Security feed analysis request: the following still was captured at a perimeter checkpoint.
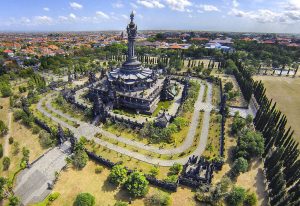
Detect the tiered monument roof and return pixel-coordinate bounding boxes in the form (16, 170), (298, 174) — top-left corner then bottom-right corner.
(107, 12), (157, 90)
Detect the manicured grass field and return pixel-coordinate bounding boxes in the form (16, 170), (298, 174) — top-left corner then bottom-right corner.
(253, 76), (300, 144)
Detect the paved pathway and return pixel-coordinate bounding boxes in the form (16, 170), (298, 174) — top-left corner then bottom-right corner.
(3, 112), (12, 157)
(14, 142), (70, 205)
(36, 80), (214, 166)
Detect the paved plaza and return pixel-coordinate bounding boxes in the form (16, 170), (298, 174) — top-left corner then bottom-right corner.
(14, 142), (70, 205)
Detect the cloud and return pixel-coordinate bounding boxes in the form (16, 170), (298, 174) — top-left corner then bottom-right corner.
(96, 11), (110, 19)
(20, 17), (31, 24)
(112, 2), (124, 8)
(69, 13), (76, 19)
(130, 2), (138, 9)
(232, 0), (239, 8)
(33, 16), (53, 25)
(121, 14), (129, 20)
(137, 0), (165, 9)
(164, 0), (192, 12)
(228, 0), (300, 24)
(43, 7), (50, 11)
(197, 4), (220, 12)
(70, 2), (83, 10)
(284, 0), (300, 11)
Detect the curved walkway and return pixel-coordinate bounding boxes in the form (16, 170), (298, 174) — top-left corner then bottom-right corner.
(36, 80), (214, 166)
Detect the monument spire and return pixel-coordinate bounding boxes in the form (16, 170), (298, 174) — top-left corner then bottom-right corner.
(126, 11), (137, 63)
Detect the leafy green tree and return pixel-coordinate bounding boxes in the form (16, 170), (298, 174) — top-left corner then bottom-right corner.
(231, 116), (246, 135)
(39, 130), (54, 149)
(235, 130), (264, 160)
(114, 201), (128, 206)
(164, 175), (178, 183)
(169, 163), (183, 175)
(226, 186), (246, 206)
(244, 192), (257, 206)
(231, 157), (248, 178)
(1, 85), (12, 97)
(8, 195), (20, 206)
(225, 59), (237, 74)
(73, 193), (95, 206)
(2, 156), (10, 170)
(0, 120), (8, 136)
(0, 177), (6, 200)
(149, 166), (159, 177)
(22, 147), (30, 163)
(108, 164), (128, 185)
(72, 142), (88, 169)
(145, 191), (171, 206)
(245, 115), (253, 125)
(124, 171), (149, 197)
(224, 82), (234, 92)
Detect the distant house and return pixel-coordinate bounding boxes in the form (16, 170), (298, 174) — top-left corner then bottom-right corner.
(205, 42), (231, 51)
(190, 37), (209, 42)
(3, 49), (14, 57)
(210, 38), (233, 45)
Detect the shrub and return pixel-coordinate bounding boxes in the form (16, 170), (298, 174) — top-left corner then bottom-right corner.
(48, 192), (60, 201)
(13, 110), (26, 121)
(235, 130), (264, 160)
(39, 131), (54, 149)
(1, 85), (12, 97)
(124, 171), (149, 197)
(224, 82), (234, 92)
(231, 157), (248, 178)
(32, 125), (41, 134)
(114, 201), (128, 206)
(73, 193), (95, 206)
(108, 164), (128, 185)
(226, 186), (246, 206)
(8, 137), (14, 144)
(72, 149), (88, 170)
(164, 175), (178, 184)
(0, 120), (8, 136)
(12, 142), (20, 155)
(8, 195), (20, 206)
(244, 192), (257, 206)
(169, 163), (182, 175)
(2, 157), (10, 170)
(145, 191), (171, 206)
(149, 166), (159, 177)
(22, 147), (30, 162)
(95, 166), (104, 174)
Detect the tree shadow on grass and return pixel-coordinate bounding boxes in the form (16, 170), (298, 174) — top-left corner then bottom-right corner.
(101, 178), (118, 192)
(114, 187), (145, 204)
(254, 168), (268, 206)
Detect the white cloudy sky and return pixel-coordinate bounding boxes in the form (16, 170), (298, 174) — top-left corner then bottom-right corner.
(0, 0), (299, 33)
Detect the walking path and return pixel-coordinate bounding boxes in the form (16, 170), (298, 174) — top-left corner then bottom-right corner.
(36, 80), (214, 166)
(3, 112), (12, 157)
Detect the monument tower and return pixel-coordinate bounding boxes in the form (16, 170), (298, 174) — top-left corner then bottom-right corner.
(107, 12), (157, 92)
